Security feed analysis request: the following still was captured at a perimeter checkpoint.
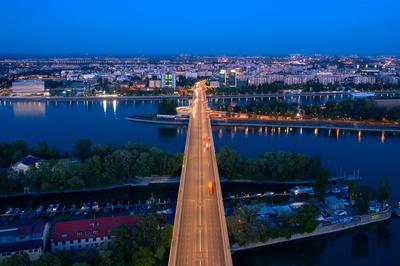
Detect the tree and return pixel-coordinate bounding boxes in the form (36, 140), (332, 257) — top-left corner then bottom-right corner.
(290, 202), (320, 233)
(73, 139), (92, 161)
(226, 204), (261, 245)
(0, 254), (31, 266)
(109, 224), (133, 265)
(376, 176), (392, 203)
(83, 156), (103, 183)
(314, 175), (329, 201)
(131, 247), (156, 266)
(98, 245), (113, 266)
(349, 184), (371, 214)
(32, 141), (60, 159)
(134, 152), (154, 177)
(53, 251), (72, 266)
(157, 100), (177, 115)
(104, 150), (134, 181)
(31, 253), (62, 266)
(131, 195), (172, 265)
(217, 147), (244, 180)
(72, 263), (91, 266)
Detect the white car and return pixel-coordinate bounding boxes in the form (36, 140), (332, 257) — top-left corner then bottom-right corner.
(334, 210), (348, 216)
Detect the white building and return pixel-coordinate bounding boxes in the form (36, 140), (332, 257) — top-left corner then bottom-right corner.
(11, 80), (45, 96)
(51, 215), (137, 252)
(0, 223), (50, 261)
(161, 73), (176, 89)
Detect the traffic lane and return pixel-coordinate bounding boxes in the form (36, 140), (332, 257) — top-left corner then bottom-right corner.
(176, 112), (201, 264)
(204, 149), (225, 265)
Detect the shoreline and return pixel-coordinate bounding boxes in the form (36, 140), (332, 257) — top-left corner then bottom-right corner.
(1, 90), (400, 101)
(0, 176), (180, 198)
(0, 176), (317, 199)
(231, 210), (392, 253)
(0, 95), (190, 102)
(126, 115), (400, 132)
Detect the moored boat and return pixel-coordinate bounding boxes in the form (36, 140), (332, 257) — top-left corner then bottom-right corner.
(393, 202), (400, 217)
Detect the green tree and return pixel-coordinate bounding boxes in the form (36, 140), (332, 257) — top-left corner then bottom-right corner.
(131, 247), (156, 266)
(226, 204), (260, 245)
(0, 254), (31, 266)
(83, 155), (104, 184)
(376, 176), (392, 203)
(290, 202), (320, 233)
(73, 139), (92, 161)
(104, 150), (134, 181)
(32, 141), (60, 159)
(135, 152), (154, 177)
(314, 175), (329, 201)
(72, 263), (91, 266)
(109, 224), (133, 266)
(53, 251), (72, 266)
(217, 147), (244, 179)
(32, 253), (62, 266)
(350, 184), (371, 214)
(157, 99), (177, 115)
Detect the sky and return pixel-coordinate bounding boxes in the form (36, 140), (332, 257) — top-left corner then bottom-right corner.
(1, 0), (399, 55)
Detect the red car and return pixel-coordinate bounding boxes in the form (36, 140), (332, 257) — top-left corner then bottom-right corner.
(208, 181), (214, 195)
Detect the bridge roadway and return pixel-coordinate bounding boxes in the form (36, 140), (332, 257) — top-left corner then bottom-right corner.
(2, 90), (400, 102)
(168, 81), (232, 266)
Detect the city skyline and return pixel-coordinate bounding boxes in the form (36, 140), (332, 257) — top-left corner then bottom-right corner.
(2, 0), (400, 56)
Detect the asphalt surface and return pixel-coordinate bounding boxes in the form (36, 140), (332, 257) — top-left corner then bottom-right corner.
(169, 82), (232, 266)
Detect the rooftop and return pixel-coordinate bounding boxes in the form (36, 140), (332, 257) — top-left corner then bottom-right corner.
(52, 215), (137, 242)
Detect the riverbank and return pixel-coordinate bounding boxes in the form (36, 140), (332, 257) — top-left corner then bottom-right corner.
(0, 95), (190, 101)
(0, 176), (318, 199)
(0, 176), (180, 198)
(231, 210), (392, 253)
(126, 114), (188, 125)
(2, 90), (400, 101)
(126, 114), (400, 132)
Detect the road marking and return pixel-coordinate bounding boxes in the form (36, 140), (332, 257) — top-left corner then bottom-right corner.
(199, 228), (202, 252)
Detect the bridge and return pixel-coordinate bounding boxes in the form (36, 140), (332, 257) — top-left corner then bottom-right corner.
(2, 90), (400, 103)
(168, 81), (232, 266)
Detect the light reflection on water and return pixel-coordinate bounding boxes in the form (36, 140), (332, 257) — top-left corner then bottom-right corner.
(12, 102), (46, 117)
(215, 125), (391, 145)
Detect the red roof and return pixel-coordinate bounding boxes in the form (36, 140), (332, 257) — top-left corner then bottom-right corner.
(52, 215), (137, 242)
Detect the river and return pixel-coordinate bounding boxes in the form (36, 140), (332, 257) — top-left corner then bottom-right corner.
(0, 99), (399, 265)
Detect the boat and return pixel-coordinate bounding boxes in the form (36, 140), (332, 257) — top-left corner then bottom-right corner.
(92, 202), (100, 212)
(35, 206), (43, 215)
(46, 204), (53, 214)
(263, 191), (275, 197)
(350, 91), (376, 99)
(393, 202), (400, 217)
(290, 186), (315, 196)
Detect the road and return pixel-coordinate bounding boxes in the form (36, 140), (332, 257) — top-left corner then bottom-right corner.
(169, 81), (232, 266)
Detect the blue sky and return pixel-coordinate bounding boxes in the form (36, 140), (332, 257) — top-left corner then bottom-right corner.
(1, 0), (399, 55)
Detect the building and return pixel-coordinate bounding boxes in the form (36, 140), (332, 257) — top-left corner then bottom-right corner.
(161, 73), (176, 89)
(219, 69), (237, 88)
(325, 196), (345, 210)
(284, 75), (313, 85)
(0, 223), (50, 261)
(353, 76), (377, 85)
(149, 79), (161, 89)
(10, 155), (40, 175)
(51, 215), (137, 252)
(208, 80), (220, 89)
(11, 80), (45, 96)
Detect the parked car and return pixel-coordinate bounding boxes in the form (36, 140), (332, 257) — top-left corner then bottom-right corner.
(334, 210), (348, 216)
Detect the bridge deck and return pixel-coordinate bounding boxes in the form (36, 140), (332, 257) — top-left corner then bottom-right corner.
(169, 82), (232, 266)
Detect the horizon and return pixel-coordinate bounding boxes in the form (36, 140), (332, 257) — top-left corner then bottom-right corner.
(0, 53), (399, 58)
